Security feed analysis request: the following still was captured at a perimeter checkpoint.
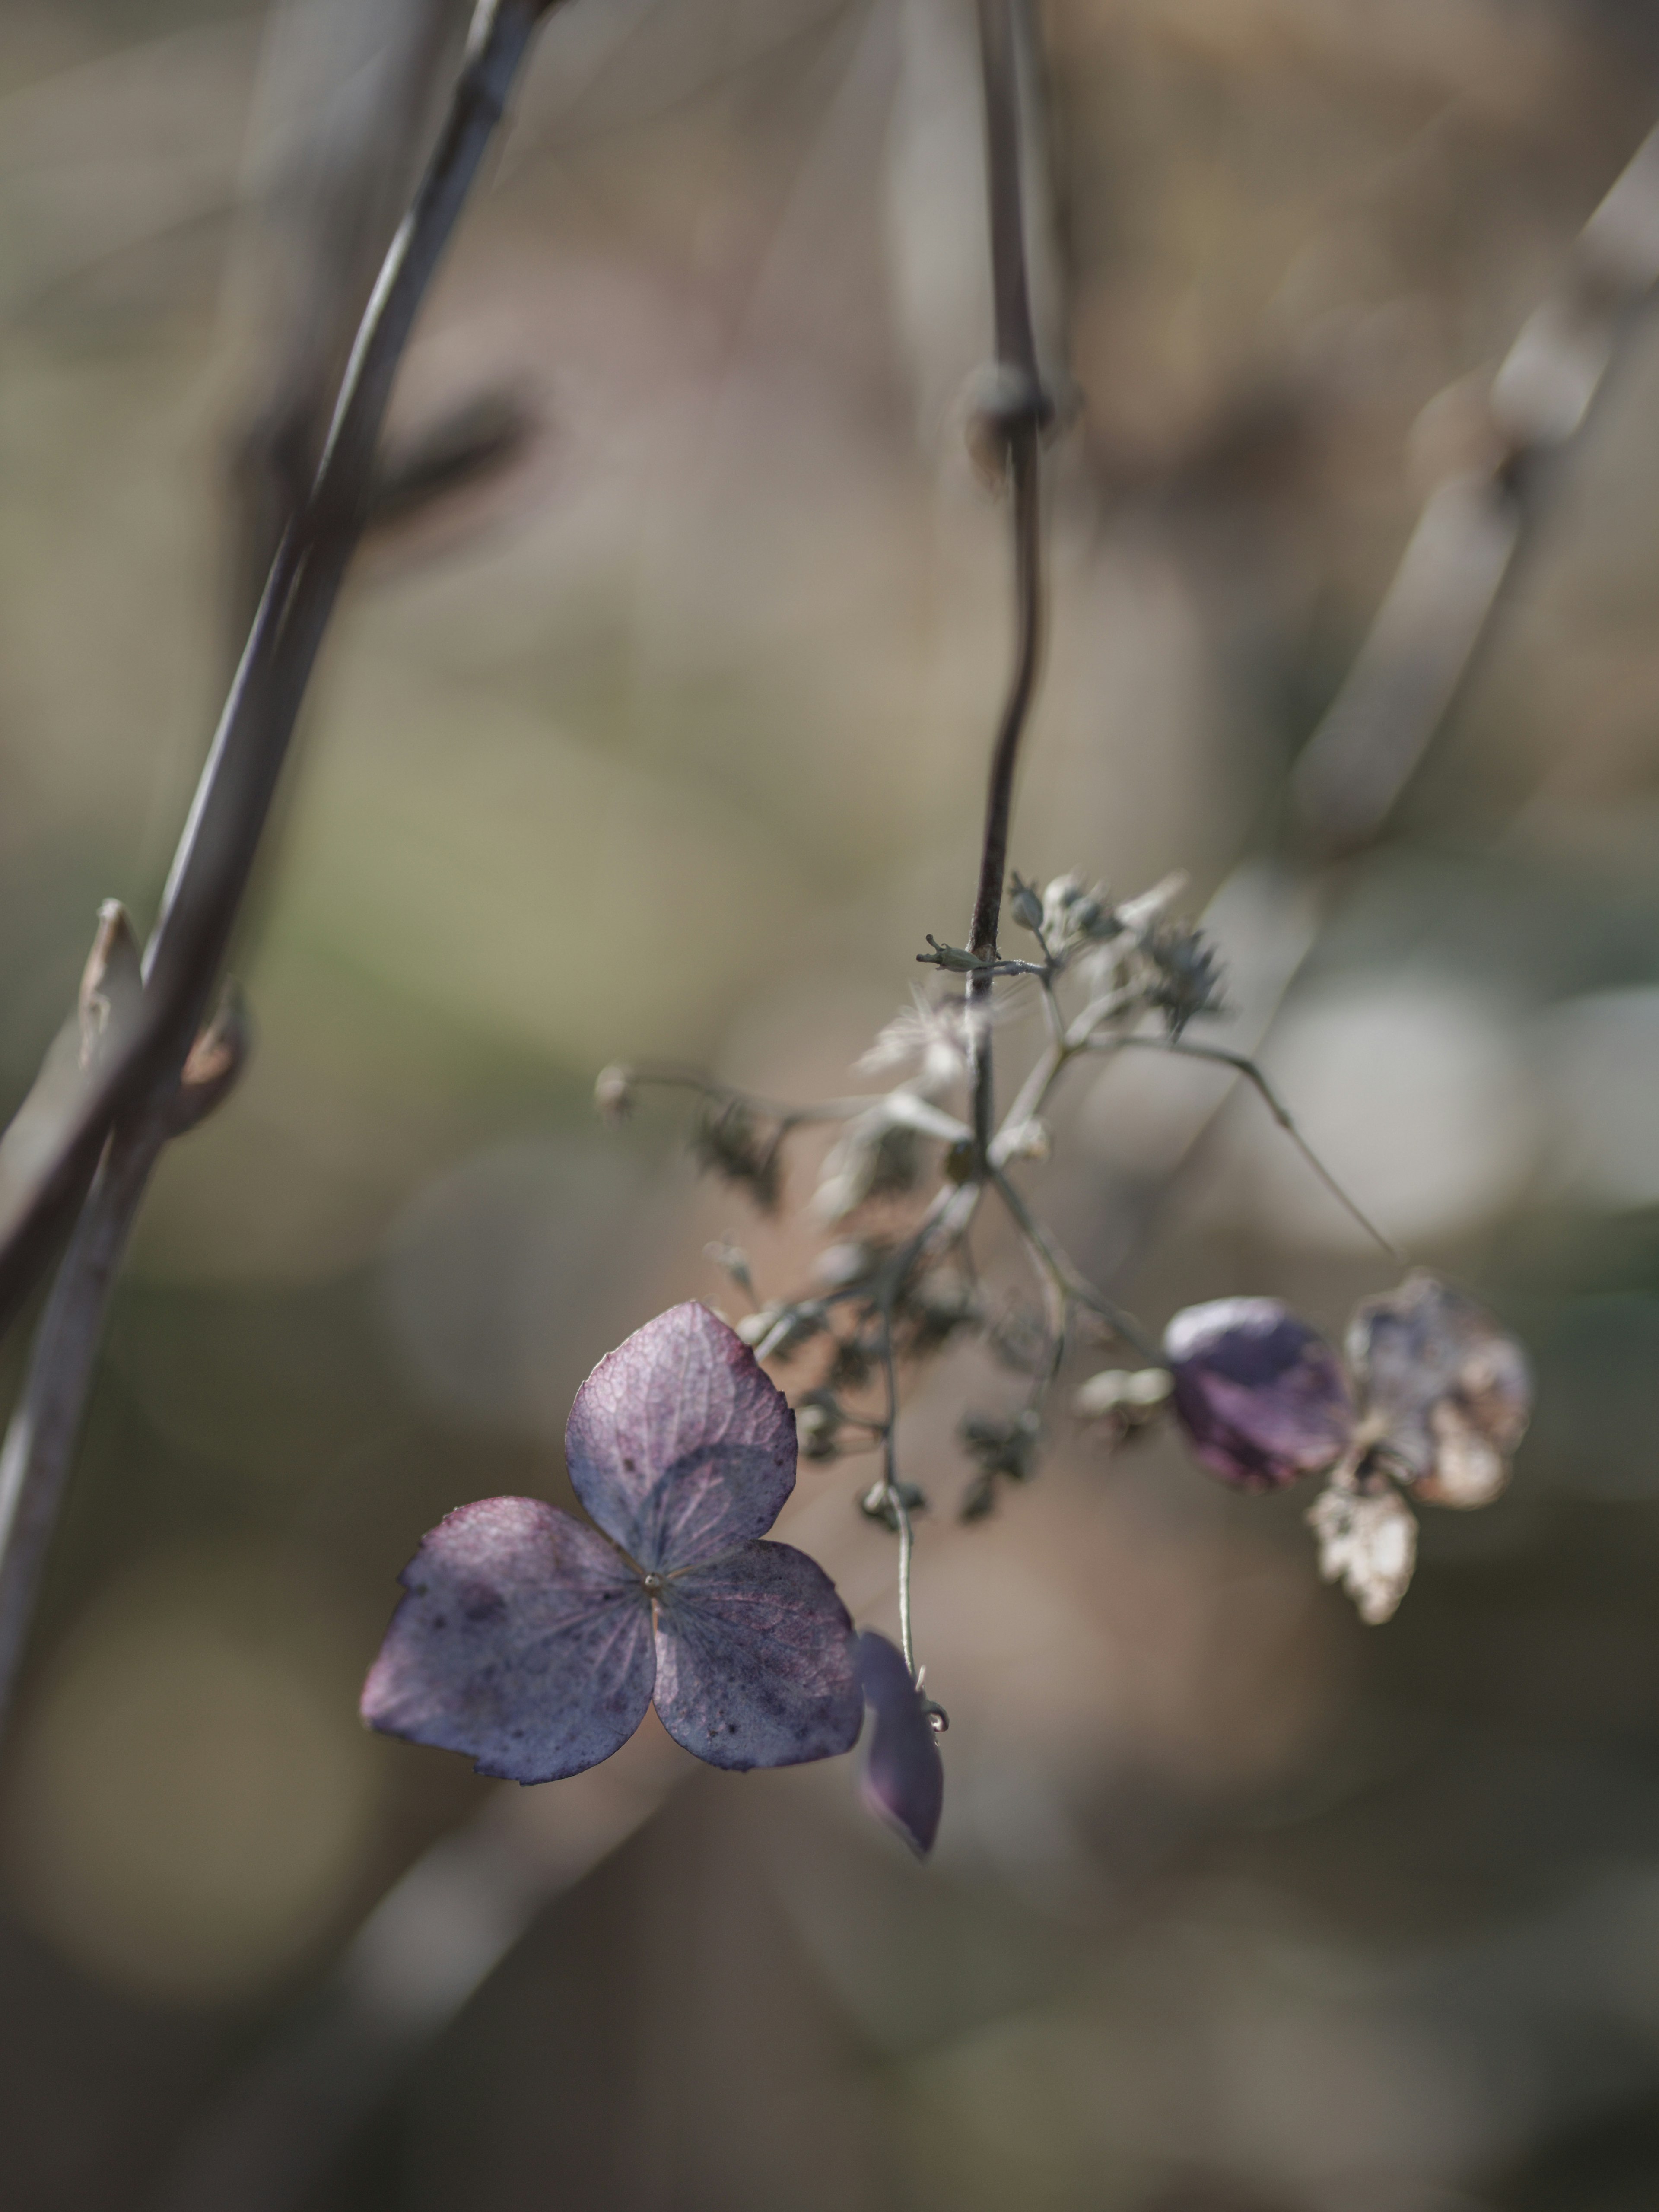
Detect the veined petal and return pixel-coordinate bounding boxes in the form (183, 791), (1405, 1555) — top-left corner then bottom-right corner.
(1165, 1297), (1354, 1491)
(361, 1497), (654, 1783)
(652, 1540), (861, 1770)
(565, 1302), (797, 1573)
(855, 1630), (943, 1858)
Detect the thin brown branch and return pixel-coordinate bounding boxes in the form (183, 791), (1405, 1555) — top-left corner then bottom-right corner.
(0, 0), (559, 1729)
(966, 0), (1054, 1157)
(1292, 114), (1659, 855)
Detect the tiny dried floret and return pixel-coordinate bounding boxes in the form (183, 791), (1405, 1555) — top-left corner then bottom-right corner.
(960, 1407), (1041, 1483)
(692, 1096), (783, 1210)
(1073, 1365), (1173, 1433)
(361, 1303), (863, 1781)
(1307, 1477), (1417, 1626)
(858, 994), (973, 1094)
(1142, 921), (1226, 1038)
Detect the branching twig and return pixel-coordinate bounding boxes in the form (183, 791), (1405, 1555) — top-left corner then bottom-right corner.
(0, 0), (559, 1730)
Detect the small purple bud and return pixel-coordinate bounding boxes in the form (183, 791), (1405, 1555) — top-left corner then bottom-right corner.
(855, 1631), (942, 1859)
(1164, 1297), (1354, 1492)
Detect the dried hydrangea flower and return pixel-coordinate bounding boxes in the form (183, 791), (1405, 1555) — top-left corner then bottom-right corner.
(1306, 1476), (1418, 1626)
(1163, 1298), (1354, 1492)
(361, 1303), (862, 1781)
(855, 1631), (943, 1858)
(1347, 1271), (1532, 1509)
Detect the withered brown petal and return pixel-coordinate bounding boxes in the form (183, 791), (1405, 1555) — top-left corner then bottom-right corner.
(1307, 1478), (1418, 1625)
(1347, 1271), (1531, 1508)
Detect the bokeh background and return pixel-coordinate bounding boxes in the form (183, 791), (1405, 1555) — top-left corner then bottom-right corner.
(5, 0), (1659, 2205)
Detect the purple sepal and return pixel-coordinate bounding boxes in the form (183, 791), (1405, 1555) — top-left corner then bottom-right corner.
(654, 1541), (862, 1770)
(1347, 1271), (1531, 1508)
(360, 1497), (655, 1783)
(855, 1630), (942, 1859)
(1164, 1297), (1354, 1492)
(565, 1301), (798, 1573)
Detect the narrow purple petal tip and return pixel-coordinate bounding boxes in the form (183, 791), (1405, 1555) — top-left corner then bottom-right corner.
(855, 1630), (943, 1859)
(1164, 1297), (1354, 1491)
(565, 1301), (798, 1573)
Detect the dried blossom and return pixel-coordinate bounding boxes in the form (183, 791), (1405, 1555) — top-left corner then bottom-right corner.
(1347, 1271), (1531, 1508)
(1141, 921), (1227, 1038)
(1307, 1476), (1418, 1626)
(1072, 1364), (1173, 1440)
(858, 993), (975, 1094)
(1164, 1298), (1354, 1492)
(692, 1096), (783, 1211)
(362, 1303), (862, 1779)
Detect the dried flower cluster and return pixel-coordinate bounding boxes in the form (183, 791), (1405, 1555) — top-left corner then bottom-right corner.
(365, 858), (1532, 1858)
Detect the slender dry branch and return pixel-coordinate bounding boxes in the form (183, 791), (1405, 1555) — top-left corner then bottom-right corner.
(0, 0), (558, 1729)
(0, 0), (553, 1341)
(966, 0), (1053, 1156)
(1292, 115), (1659, 854)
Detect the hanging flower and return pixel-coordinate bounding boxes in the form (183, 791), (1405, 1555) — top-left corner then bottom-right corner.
(361, 1303), (863, 1779)
(1162, 1272), (1532, 1623)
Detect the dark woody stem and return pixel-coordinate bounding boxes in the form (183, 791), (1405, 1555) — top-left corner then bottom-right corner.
(966, 0), (1051, 1158)
(0, 0), (559, 1736)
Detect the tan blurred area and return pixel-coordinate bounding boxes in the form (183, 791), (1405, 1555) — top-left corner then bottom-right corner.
(5, 0), (1659, 2206)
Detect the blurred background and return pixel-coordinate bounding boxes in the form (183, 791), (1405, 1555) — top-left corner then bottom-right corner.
(5, 0), (1659, 2205)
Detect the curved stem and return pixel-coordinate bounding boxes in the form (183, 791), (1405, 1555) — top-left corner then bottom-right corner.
(877, 1309), (916, 1678)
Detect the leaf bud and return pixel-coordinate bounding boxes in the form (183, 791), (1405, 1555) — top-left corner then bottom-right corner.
(165, 983), (251, 1137)
(78, 900), (143, 1070)
(1008, 874), (1045, 935)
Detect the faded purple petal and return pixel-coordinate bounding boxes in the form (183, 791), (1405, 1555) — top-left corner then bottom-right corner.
(652, 1540), (861, 1770)
(1347, 1271), (1532, 1508)
(565, 1302), (798, 1573)
(361, 1497), (654, 1783)
(1164, 1297), (1354, 1492)
(855, 1630), (942, 1858)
